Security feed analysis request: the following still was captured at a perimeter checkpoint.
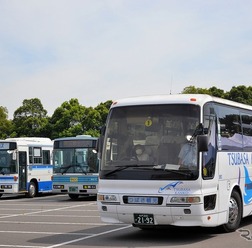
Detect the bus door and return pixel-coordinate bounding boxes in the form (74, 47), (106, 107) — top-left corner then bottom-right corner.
(201, 109), (218, 210)
(18, 152), (27, 191)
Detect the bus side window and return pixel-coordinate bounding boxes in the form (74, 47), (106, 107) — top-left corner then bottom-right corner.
(217, 105), (241, 150)
(241, 113), (252, 148)
(43, 150), (51, 164)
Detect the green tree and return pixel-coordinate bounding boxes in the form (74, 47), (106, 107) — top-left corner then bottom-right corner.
(11, 98), (49, 137)
(181, 84), (252, 106)
(208, 86), (225, 98)
(0, 106), (13, 139)
(182, 86), (226, 98)
(49, 98), (87, 139)
(95, 100), (112, 126)
(225, 85), (252, 105)
(182, 85), (209, 94)
(49, 99), (112, 139)
(85, 100), (112, 137)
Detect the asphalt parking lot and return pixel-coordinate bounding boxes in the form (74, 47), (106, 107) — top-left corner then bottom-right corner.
(0, 193), (132, 248)
(0, 193), (252, 248)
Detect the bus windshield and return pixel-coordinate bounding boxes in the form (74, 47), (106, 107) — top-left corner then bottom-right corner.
(53, 148), (98, 174)
(100, 104), (200, 180)
(0, 150), (17, 174)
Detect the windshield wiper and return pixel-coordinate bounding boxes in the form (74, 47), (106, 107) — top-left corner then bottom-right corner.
(104, 164), (141, 177)
(164, 169), (196, 178)
(153, 165), (196, 178)
(61, 164), (87, 175)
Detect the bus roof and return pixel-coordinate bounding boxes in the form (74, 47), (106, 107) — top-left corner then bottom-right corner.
(110, 94), (252, 111)
(53, 135), (98, 142)
(4, 137), (53, 146)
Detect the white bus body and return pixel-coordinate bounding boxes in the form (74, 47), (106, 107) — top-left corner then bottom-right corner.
(0, 137), (53, 198)
(97, 94), (252, 232)
(52, 135), (99, 199)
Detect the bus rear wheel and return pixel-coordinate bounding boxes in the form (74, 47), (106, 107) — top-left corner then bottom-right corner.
(222, 190), (242, 232)
(27, 182), (37, 198)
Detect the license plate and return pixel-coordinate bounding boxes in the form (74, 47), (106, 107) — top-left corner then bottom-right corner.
(69, 186), (78, 193)
(134, 214), (154, 225)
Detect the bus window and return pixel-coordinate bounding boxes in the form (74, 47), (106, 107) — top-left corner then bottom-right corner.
(216, 105), (242, 150)
(241, 113), (252, 149)
(43, 150), (51, 164)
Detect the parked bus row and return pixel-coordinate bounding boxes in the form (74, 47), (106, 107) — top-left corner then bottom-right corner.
(1, 94), (252, 232)
(0, 135), (99, 199)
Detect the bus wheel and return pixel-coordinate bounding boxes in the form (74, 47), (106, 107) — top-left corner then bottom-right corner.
(27, 182), (37, 198)
(68, 194), (79, 200)
(0, 194), (2, 198)
(222, 190), (242, 232)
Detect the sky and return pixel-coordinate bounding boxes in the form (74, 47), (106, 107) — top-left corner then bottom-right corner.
(1, 0), (252, 119)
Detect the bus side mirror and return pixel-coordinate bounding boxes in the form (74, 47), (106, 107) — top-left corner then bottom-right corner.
(100, 126), (106, 135)
(197, 135), (208, 152)
(97, 126), (106, 159)
(97, 137), (104, 159)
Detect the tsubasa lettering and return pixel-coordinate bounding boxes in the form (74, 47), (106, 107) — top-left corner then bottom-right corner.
(227, 152), (250, 165)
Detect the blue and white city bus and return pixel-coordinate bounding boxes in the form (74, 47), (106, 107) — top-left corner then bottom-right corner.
(52, 135), (99, 199)
(97, 94), (252, 232)
(0, 137), (53, 198)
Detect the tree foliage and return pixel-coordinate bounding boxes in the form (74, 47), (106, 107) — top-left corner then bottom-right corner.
(182, 85), (225, 98)
(12, 98), (49, 137)
(49, 98), (88, 139)
(225, 85), (252, 105)
(49, 99), (112, 139)
(181, 85), (252, 104)
(0, 106), (12, 139)
(1, 85), (252, 139)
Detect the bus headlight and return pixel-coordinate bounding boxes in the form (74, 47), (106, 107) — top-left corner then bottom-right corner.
(170, 196), (201, 203)
(97, 194), (118, 202)
(53, 185), (64, 189)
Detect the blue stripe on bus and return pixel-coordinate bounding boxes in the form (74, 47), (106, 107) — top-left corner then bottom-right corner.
(244, 166), (252, 205)
(0, 177), (15, 180)
(52, 175), (98, 183)
(29, 181), (52, 192)
(29, 165), (53, 169)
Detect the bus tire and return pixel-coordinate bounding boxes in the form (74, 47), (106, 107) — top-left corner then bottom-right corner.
(222, 190), (242, 232)
(27, 182), (37, 198)
(68, 194), (79, 200)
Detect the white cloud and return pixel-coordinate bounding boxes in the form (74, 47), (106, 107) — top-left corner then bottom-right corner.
(1, 0), (252, 119)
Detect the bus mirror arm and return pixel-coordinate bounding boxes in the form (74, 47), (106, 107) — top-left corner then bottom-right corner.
(97, 126), (106, 159)
(100, 125), (106, 135)
(197, 135), (209, 152)
(97, 136), (104, 159)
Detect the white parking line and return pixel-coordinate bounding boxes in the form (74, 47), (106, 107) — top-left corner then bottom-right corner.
(16, 214), (100, 218)
(0, 230), (96, 236)
(0, 195), (130, 248)
(0, 220), (107, 226)
(0, 225), (131, 248)
(0, 245), (43, 247)
(0, 203), (95, 219)
(47, 225), (132, 248)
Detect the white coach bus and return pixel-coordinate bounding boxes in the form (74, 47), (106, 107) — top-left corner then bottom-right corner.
(97, 94), (252, 232)
(0, 137), (53, 198)
(52, 135), (99, 199)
